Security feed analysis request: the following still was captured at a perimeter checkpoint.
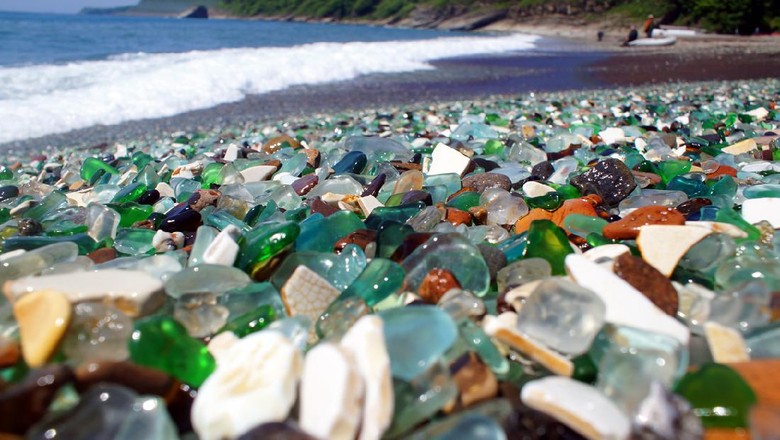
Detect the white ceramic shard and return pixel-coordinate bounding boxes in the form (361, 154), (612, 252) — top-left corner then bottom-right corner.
(746, 107), (769, 121)
(239, 165), (277, 183)
(704, 321), (750, 363)
(155, 182), (175, 198)
(281, 265), (341, 343)
(4, 269), (165, 317)
(483, 314), (574, 377)
(272, 171), (297, 185)
(636, 225), (711, 277)
(565, 254), (690, 345)
(427, 143), (471, 176)
(522, 181), (556, 198)
(300, 343), (364, 440)
(721, 139), (757, 155)
(223, 143), (239, 162)
(191, 331), (302, 440)
(357, 195), (384, 217)
(206, 331), (239, 365)
(340, 315), (394, 440)
(202, 225), (240, 266)
(741, 198), (780, 228)
(685, 221), (748, 238)
(521, 376), (630, 440)
(599, 127), (626, 145)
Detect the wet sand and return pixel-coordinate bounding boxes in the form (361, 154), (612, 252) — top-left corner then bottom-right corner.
(3, 34), (779, 153)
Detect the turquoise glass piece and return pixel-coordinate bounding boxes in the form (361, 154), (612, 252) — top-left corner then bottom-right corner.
(385, 363), (458, 438)
(114, 228), (155, 256)
(524, 219), (573, 275)
(459, 320), (509, 375)
(295, 210), (363, 253)
(339, 258), (404, 307)
(332, 150), (367, 175)
(424, 173), (462, 198)
(743, 183), (780, 199)
(270, 244), (366, 291)
(496, 232), (528, 263)
(2, 232), (99, 255)
(164, 264), (251, 299)
(379, 305), (458, 381)
(23, 191), (68, 221)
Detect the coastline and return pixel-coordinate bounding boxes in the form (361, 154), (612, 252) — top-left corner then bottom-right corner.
(3, 21), (780, 154)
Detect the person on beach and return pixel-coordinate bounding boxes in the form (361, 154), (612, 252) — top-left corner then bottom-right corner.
(622, 26), (638, 46)
(643, 14), (655, 38)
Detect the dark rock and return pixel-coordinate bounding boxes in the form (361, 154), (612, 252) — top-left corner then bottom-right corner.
(334, 229), (377, 253)
(478, 243), (507, 282)
(0, 365), (75, 434)
(291, 174), (318, 196)
(17, 218), (43, 236)
(613, 253), (679, 316)
(461, 172), (512, 193)
(473, 157), (500, 171)
(0, 185), (19, 202)
(137, 189), (161, 205)
(531, 161), (554, 180)
(401, 189), (432, 206)
(332, 151), (367, 175)
(160, 204), (202, 233)
(570, 158), (637, 207)
(178, 5), (208, 19)
(361, 173), (386, 197)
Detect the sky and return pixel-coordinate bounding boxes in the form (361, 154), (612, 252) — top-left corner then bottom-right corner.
(0, 0), (136, 14)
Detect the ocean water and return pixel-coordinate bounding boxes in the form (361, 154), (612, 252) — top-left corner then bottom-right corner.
(0, 12), (540, 143)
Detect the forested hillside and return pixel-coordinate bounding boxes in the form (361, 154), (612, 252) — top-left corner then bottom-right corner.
(218, 0), (779, 34)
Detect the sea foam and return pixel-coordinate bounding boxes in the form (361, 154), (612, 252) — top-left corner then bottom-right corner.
(0, 34), (538, 144)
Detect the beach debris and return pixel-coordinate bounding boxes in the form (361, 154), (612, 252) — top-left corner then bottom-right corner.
(0, 77), (777, 439)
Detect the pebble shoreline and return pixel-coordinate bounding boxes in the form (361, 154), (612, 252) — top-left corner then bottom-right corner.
(1, 77), (780, 439)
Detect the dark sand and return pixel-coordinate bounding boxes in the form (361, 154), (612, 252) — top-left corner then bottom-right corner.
(3, 35), (780, 153)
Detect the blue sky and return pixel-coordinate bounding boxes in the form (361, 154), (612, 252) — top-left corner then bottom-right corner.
(0, 0), (135, 13)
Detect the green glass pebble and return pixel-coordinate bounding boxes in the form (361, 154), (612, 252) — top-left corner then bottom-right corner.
(376, 221), (415, 259)
(708, 175), (737, 199)
(658, 160), (692, 185)
(571, 354), (598, 384)
(219, 281), (286, 320)
(379, 305), (458, 381)
(666, 176), (708, 198)
(526, 191), (563, 211)
(0, 167), (13, 181)
(80, 157), (118, 182)
(296, 210), (363, 253)
(384, 192), (406, 208)
(236, 221), (300, 279)
(129, 316), (215, 388)
(204, 210), (248, 232)
(23, 191), (68, 221)
(111, 182), (147, 204)
(482, 139), (505, 156)
(109, 203), (153, 228)
(563, 213), (607, 238)
(44, 220), (88, 237)
(220, 304), (277, 338)
(364, 201), (426, 230)
(132, 152), (155, 170)
(445, 191), (481, 211)
(316, 296), (369, 340)
(524, 219), (573, 275)
(549, 183), (581, 199)
(199, 162), (223, 189)
(339, 258), (404, 307)
(715, 206), (761, 241)
(674, 363), (757, 428)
